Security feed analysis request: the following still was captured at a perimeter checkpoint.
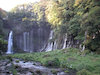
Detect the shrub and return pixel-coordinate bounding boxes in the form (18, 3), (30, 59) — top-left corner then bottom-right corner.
(0, 38), (7, 54)
(76, 63), (94, 71)
(76, 69), (91, 75)
(44, 58), (60, 67)
(81, 50), (90, 56)
(7, 56), (13, 61)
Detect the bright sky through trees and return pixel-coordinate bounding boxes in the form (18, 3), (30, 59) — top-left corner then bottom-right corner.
(0, 0), (40, 11)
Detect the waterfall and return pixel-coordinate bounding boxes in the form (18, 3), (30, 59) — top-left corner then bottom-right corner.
(23, 32), (27, 51)
(27, 32), (30, 51)
(62, 38), (66, 49)
(49, 30), (53, 39)
(23, 32), (30, 52)
(14, 26), (50, 52)
(45, 30), (54, 51)
(45, 42), (53, 51)
(82, 45), (85, 51)
(62, 36), (67, 49)
(30, 31), (33, 52)
(67, 41), (71, 48)
(6, 31), (13, 54)
(53, 40), (57, 50)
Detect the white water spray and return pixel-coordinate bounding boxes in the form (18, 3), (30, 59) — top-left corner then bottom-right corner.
(6, 31), (13, 54)
(45, 30), (54, 51)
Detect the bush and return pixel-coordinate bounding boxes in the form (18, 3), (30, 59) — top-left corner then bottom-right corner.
(44, 58), (60, 67)
(81, 50), (90, 56)
(7, 56), (13, 61)
(76, 63), (94, 71)
(77, 69), (91, 75)
(0, 38), (7, 54)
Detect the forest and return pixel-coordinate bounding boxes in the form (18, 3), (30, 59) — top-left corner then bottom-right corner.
(0, 0), (100, 75)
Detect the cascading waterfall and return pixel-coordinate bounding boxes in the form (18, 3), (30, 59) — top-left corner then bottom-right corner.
(62, 38), (67, 49)
(23, 32), (30, 52)
(62, 35), (67, 49)
(23, 32), (27, 51)
(6, 31), (13, 54)
(15, 28), (83, 52)
(53, 40), (57, 50)
(82, 45), (85, 51)
(14, 28), (85, 52)
(45, 30), (54, 51)
(67, 41), (69, 48)
(29, 31), (33, 52)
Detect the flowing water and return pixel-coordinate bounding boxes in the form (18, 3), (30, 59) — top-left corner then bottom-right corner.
(6, 31), (13, 54)
(13, 59), (68, 75)
(45, 30), (54, 51)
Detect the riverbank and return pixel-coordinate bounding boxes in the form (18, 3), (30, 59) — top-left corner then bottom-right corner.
(1, 48), (100, 75)
(0, 58), (71, 75)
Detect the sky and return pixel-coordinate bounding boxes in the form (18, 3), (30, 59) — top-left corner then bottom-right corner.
(0, 0), (40, 11)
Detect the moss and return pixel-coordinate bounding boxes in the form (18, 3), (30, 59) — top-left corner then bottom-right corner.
(64, 70), (69, 73)
(15, 60), (19, 63)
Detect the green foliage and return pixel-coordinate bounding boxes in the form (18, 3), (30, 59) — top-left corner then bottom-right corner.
(0, 37), (7, 54)
(93, 0), (100, 6)
(8, 3), (49, 34)
(45, 0), (100, 52)
(81, 50), (90, 55)
(44, 58), (60, 67)
(68, 16), (80, 35)
(6, 0), (100, 52)
(85, 6), (100, 51)
(76, 63), (94, 71)
(0, 8), (8, 54)
(76, 69), (91, 75)
(7, 56), (13, 61)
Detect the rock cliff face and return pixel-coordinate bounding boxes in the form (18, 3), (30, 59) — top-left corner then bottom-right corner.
(14, 25), (50, 52)
(14, 27), (83, 52)
(44, 30), (83, 52)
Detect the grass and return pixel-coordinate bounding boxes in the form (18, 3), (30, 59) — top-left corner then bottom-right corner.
(7, 48), (100, 75)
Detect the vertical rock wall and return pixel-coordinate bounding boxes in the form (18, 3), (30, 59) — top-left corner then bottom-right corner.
(14, 26), (50, 52)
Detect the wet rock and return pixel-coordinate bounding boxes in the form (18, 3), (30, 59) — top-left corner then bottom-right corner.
(6, 63), (11, 67)
(0, 59), (9, 66)
(0, 66), (5, 71)
(0, 73), (7, 75)
(17, 72), (33, 75)
(57, 72), (67, 75)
